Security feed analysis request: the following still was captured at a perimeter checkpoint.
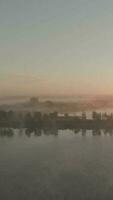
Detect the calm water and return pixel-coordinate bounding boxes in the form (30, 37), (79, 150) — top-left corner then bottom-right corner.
(0, 130), (113, 200)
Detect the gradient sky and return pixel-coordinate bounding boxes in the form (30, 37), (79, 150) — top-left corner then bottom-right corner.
(0, 0), (113, 96)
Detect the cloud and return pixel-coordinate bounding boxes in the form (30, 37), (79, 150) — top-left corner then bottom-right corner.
(1, 73), (47, 84)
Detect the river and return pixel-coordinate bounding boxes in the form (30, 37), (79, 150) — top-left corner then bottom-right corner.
(0, 129), (113, 200)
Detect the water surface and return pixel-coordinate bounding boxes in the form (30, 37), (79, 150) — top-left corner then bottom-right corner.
(0, 130), (113, 200)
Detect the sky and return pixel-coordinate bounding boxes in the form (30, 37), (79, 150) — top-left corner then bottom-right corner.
(0, 0), (113, 96)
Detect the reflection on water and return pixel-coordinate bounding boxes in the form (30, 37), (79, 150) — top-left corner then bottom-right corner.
(0, 128), (14, 137)
(1, 127), (113, 138)
(1, 128), (113, 200)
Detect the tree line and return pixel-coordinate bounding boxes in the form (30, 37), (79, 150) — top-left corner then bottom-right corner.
(0, 110), (113, 128)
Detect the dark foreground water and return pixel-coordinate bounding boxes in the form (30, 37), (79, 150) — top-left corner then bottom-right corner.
(0, 130), (113, 200)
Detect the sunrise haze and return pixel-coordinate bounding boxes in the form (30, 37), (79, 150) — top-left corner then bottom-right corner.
(0, 0), (113, 96)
